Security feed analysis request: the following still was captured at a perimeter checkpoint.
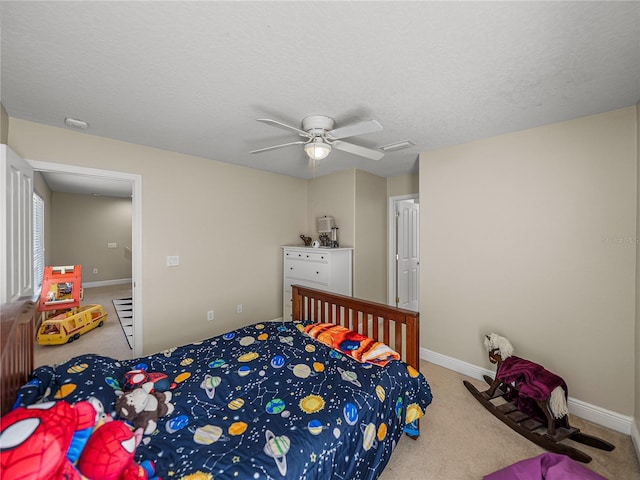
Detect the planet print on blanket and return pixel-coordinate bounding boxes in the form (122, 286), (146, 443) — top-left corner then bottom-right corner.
(290, 363), (318, 379)
(299, 394), (325, 414)
(377, 422), (387, 441)
(307, 419), (326, 435)
(166, 414), (189, 433)
(263, 430), (290, 476)
(343, 402), (358, 425)
(238, 352), (259, 362)
(376, 385), (386, 402)
(54, 383), (76, 398)
(266, 398), (286, 414)
(228, 421), (248, 436)
(338, 367), (362, 387)
(175, 372), (191, 384)
(67, 363), (88, 374)
(270, 355), (285, 368)
(228, 398), (245, 410)
(192, 424), (229, 445)
(405, 403), (422, 424)
(208, 359), (225, 368)
(361, 422), (378, 451)
(200, 375), (221, 399)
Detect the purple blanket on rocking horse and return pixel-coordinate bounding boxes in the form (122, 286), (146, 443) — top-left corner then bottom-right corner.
(497, 356), (568, 422)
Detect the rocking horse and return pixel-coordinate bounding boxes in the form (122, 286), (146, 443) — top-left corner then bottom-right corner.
(463, 333), (615, 463)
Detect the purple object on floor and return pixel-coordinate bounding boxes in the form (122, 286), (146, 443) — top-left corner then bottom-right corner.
(483, 453), (608, 480)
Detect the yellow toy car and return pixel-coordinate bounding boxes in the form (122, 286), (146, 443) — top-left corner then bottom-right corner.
(37, 304), (107, 345)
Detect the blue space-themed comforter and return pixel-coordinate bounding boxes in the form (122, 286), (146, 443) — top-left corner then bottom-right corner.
(15, 321), (432, 480)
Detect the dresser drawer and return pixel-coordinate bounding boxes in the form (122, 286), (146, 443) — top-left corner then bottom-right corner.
(282, 246), (353, 322)
(284, 259), (329, 284)
(284, 250), (329, 263)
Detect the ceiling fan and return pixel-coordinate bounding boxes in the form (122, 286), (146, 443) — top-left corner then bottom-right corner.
(250, 115), (385, 162)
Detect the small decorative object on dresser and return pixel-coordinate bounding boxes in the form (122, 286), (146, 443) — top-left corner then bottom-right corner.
(299, 234), (312, 246)
(282, 245), (353, 321)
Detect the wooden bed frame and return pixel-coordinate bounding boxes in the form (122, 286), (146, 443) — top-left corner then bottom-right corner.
(1, 299), (35, 416)
(291, 285), (420, 371)
(0, 287), (420, 416)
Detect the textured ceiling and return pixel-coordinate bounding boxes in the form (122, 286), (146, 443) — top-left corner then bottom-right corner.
(1, 1), (639, 191)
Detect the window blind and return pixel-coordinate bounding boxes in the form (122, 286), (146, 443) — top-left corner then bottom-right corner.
(33, 192), (44, 290)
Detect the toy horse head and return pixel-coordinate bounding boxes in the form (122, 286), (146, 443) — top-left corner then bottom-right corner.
(484, 333), (514, 363)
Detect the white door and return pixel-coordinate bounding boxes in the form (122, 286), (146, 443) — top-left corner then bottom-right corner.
(396, 200), (419, 310)
(1, 145), (34, 303)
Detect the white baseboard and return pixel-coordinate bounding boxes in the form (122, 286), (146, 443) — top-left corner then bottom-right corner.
(83, 278), (132, 289)
(631, 419), (640, 460)
(421, 347), (633, 435)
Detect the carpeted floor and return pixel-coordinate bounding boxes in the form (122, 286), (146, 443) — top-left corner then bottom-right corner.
(112, 297), (134, 349)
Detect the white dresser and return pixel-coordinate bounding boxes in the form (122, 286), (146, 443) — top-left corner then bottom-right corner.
(282, 246), (353, 321)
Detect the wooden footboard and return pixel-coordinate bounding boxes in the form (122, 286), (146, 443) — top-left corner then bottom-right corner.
(1, 299), (35, 416)
(291, 285), (420, 371)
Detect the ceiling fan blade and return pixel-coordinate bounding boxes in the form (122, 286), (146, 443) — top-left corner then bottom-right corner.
(250, 141), (306, 154)
(332, 140), (384, 160)
(327, 120), (383, 140)
(257, 118), (312, 138)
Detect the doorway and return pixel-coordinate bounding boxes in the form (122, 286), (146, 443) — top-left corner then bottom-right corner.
(388, 194), (419, 310)
(28, 160), (143, 356)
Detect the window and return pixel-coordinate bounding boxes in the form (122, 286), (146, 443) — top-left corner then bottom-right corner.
(33, 192), (44, 291)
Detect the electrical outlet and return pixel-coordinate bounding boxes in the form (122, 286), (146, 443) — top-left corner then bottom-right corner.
(167, 256), (180, 267)
(237, 304), (243, 314)
(92, 268), (98, 275)
(207, 310), (214, 321)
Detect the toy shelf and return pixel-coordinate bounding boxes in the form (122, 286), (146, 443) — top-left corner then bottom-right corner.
(37, 265), (82, 318)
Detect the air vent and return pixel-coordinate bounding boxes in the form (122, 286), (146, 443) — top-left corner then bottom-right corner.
(379, 140), (415, 152)
(64, 117), (89, 129)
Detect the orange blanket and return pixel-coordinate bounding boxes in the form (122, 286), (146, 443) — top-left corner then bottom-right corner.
(304, 323), (400, 367)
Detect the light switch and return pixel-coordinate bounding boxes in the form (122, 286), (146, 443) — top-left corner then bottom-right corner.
(166, 256), (180, 267)
(108, 242), (117, 249)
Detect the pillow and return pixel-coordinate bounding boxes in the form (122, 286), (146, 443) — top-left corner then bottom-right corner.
(304, 323), (400, 367)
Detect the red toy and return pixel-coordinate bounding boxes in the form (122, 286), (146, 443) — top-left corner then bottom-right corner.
(122, 369), (174, 393)
(0, 400), (159, 480)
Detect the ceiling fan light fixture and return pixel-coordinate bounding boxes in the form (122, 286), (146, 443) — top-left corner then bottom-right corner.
(304, 138), (331, 160)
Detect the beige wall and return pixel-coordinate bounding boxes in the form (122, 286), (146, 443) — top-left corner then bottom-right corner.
(50, 193), (132, 282)
(355, 170), (387, 302)
(9, 118), (308, 354)
(420, 107), (637, 415)
(307, 168), (388, 303)
(387, 172), (418, 197)
(1, 104), (8, 144)
(307, 169), (355, 248)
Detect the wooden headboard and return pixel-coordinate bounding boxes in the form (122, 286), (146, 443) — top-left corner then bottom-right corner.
(1, 299), (35, 416)
(291, 285), (420, 370)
